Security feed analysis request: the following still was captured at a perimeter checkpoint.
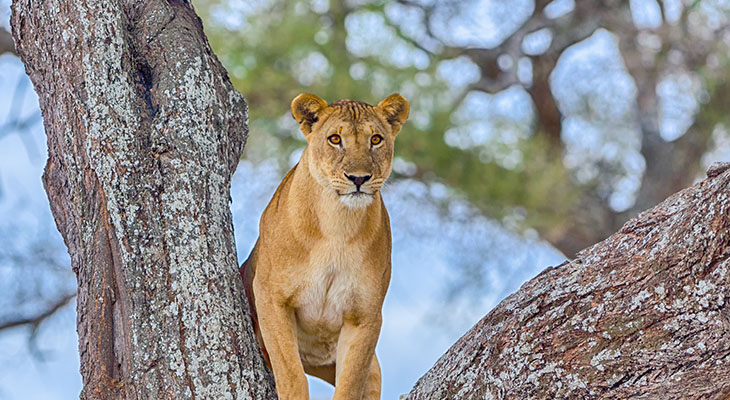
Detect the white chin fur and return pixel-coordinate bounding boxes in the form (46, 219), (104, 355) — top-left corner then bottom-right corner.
(339, 193), (374, 209)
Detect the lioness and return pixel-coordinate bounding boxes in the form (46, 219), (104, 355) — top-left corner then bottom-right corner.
(241, 92), (409, 399)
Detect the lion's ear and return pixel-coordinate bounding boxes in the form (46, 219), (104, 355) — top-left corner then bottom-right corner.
(377, 93), (409, 135)
(291, 93), (328, 136)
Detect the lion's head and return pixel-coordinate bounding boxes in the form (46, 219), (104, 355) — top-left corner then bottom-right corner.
(291, 93), (409, 209)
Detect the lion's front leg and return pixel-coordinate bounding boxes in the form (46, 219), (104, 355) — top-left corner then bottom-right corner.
(254, 284), (308, 399)
(333, 315), (382, 400)
(363, 354), (382, 400)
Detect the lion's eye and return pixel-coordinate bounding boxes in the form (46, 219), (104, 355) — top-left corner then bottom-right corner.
(370, 135), (383, 146)
(328, 134), (342, 145)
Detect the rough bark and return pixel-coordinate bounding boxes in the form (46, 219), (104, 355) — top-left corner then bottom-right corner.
(11, 0), (276, 398)
(407, 162), (730, 399)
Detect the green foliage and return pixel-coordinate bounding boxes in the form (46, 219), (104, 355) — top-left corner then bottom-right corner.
(194, 0), (581, 237)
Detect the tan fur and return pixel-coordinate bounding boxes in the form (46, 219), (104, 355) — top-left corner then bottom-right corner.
(241, 93), (409, 400)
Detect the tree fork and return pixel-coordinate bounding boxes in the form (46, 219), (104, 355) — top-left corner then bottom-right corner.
(11, 0), (276, 398)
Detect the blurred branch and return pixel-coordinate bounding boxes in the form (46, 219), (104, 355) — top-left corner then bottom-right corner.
(0, 27), (15, 56)
(0, 111), (43, 150)
(392, 0), (601, 146)
(688, 0), (703, 11)
(6, 75), (28, 122)
(0, 73), (43, 153)
(0, 292), (75, 332)
(449, 1), (726, 256)
(378, 8), (436, 56)
(611, 3), (725, 216)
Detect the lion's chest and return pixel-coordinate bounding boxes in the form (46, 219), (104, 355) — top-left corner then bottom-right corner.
(293, 241), (363, 365)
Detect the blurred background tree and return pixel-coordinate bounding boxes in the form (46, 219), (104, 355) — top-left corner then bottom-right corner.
(194, 0), (730, 257)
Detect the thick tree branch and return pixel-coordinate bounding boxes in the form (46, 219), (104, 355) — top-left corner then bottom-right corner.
(407, 162), (730, 399)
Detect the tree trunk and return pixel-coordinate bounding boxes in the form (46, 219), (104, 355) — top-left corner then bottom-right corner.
(11, 0), (276, 398)
(407, 162), (730, 399)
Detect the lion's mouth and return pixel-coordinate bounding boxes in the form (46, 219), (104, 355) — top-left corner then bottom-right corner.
(339, 191), (374, 197)
(336, 190), (375, 209)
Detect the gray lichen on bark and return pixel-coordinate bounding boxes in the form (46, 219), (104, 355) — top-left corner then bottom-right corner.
(408, 163), (730, 399)
(11, 0), (275, 398)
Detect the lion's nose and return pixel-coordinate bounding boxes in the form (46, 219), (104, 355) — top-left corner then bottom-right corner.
(345, 174), (372, 190)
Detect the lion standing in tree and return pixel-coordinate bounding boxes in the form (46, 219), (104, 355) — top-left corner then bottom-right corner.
(241, 92), (409, 400)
